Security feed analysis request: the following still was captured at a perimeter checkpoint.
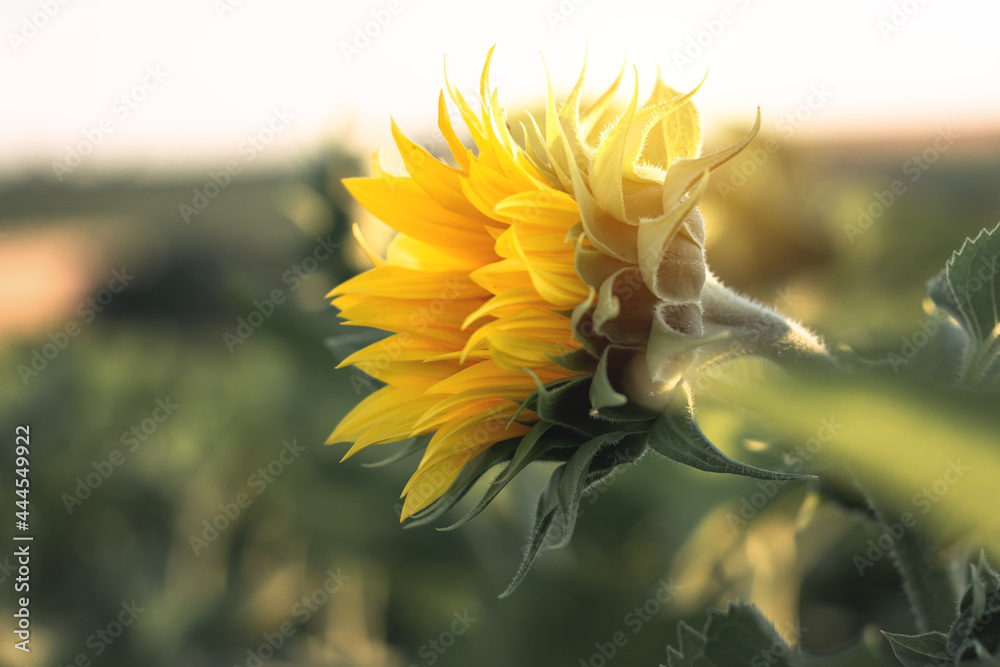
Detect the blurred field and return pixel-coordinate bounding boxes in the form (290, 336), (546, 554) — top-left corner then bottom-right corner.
(1, 129), (998, 666)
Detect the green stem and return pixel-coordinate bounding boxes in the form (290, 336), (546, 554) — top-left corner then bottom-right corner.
(865, 491), (958, 633)
(699, 275), (834, 370)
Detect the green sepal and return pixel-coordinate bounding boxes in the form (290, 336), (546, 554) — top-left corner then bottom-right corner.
(551, 430), (628, 548)
(361, 435), (429, 468)
(528, 374), (656, 435)
(437, 422), (579, 532)
(499, 466), (564, 599)
(499, 429), (636, 596)
(587, 431), (649, 472)
(590, 346), (629, 411)
(402, 437), (520, 529)
(547, 347), (600, 373)
(648, 406), (816, 482)
(533, 375), (601, 434)
(570, 289), (604, 357)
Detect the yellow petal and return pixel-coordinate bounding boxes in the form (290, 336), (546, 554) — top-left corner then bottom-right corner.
(391, 118), (481, 217)
(641, 69), (703, 169)
(587, 68), (639, 221)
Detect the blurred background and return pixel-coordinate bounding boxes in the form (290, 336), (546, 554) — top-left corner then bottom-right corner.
(1, 1), (999, 665)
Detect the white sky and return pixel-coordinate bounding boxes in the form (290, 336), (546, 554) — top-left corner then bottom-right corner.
(2, 0), (999, 176)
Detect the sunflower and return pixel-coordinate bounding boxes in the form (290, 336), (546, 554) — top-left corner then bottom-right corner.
(328, 49), (818, 594)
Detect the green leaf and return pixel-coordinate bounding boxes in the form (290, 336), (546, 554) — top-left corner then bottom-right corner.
(665, 604), (896, 667)
(935, 222), (1000, 386)
(948, 552), (1000, 663)
(882, 631), (951, 667)
(701, 605), (794, 667)
(648, 408), (816, 482)
(665, 621), (708, 667)
(665, 603), (793, 667)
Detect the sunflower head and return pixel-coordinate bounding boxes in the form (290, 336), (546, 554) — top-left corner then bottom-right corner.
(328, 49), (806, 595)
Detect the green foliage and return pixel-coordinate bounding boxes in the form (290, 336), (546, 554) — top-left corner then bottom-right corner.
(883, 553), (1000, 665)
(928, 221), (1000, 387)
(665, 603), (894, 667)
(665, 603), (795, 667)
(399, 367), (814, 596)
(882, 632), (952, 667)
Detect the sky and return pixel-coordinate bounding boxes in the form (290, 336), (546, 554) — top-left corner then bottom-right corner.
(2, 0), (999, 177)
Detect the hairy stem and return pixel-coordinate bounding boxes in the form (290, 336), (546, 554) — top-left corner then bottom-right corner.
(699, 275), (834, 369)
(865, 492), (958, 633)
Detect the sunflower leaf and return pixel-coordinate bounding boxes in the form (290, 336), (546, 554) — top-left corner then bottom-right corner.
(648, 409), (816, 482)
(666, 603), (793, 667)
(665, 620), (708, 667)
(927, 269), (965, 325)
(932, 222), (1000, 386)
(945, 552), (1000, 662)
(882, 631), (952, 667)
